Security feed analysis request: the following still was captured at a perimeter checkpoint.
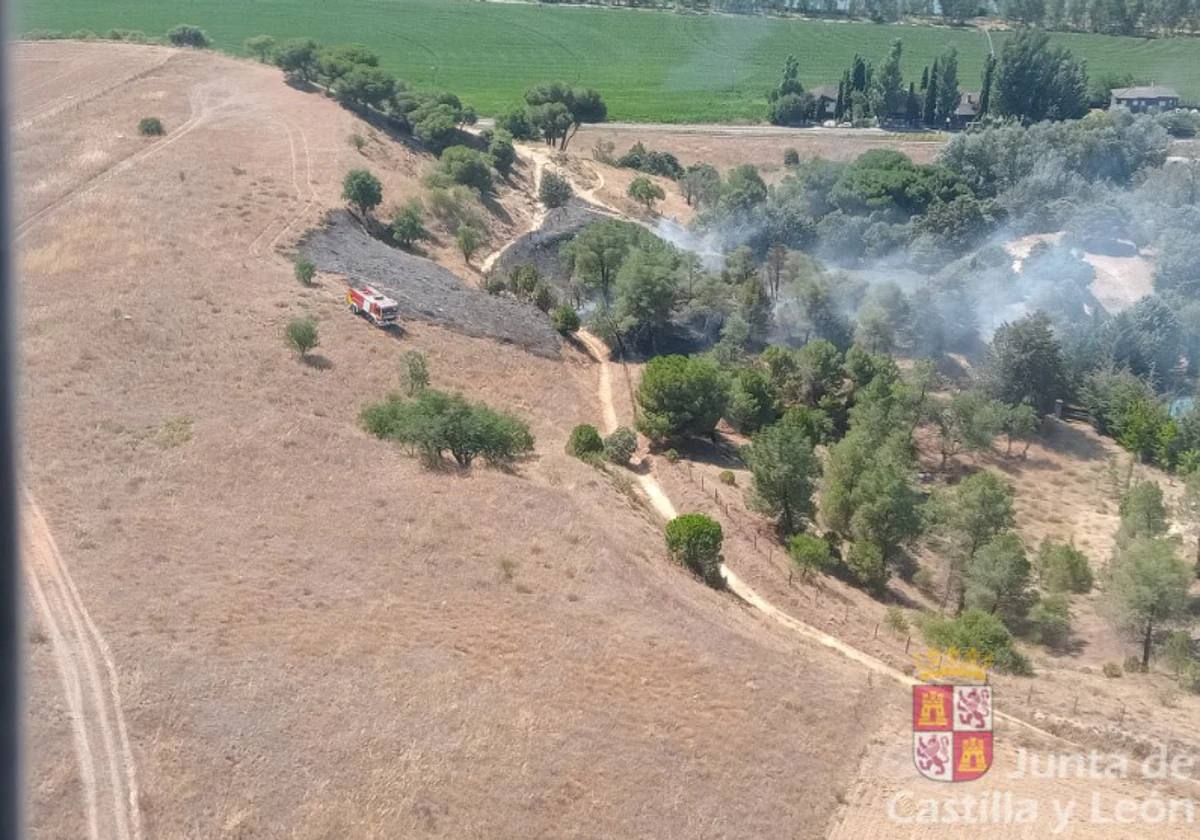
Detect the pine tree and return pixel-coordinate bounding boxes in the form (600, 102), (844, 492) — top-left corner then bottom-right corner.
(920, 64), (929, 91)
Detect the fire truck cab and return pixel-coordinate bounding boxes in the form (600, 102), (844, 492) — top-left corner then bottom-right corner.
(346, 284), (399, 329)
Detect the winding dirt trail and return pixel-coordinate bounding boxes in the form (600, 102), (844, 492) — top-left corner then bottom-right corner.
(24, 493), (142, 840)
(574, 329), (1132, 750)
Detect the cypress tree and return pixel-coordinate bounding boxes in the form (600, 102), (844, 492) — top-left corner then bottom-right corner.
(923, 60), (939, 126)
(979, 53), (996, 117)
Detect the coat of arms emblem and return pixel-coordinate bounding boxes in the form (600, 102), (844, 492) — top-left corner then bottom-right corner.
(912, 684), (993, 782)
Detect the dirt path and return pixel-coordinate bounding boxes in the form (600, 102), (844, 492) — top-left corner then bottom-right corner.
(16, 83), (212, 242)
(24, 493), (142, 840)
(574, 329), (1143, 753)
(480, 148), (551, 275)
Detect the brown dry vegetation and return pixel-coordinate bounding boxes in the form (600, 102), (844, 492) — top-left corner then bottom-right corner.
(573, 124), (946, 182)
(17, 41), (895, 839)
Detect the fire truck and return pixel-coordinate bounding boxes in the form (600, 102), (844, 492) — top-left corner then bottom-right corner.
(346, 284), (399, 329)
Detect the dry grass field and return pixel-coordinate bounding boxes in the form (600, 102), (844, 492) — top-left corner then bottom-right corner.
(16, 40), (900, 839)
(16, 39), (1200, 840)
(572, 124), (947, 181)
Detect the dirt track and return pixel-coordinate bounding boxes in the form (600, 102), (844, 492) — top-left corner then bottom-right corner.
(24, 495), (141, 840)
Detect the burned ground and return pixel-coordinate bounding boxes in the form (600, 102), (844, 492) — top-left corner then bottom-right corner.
(487, 199), (613, 293)
(301, 209), (561, 358)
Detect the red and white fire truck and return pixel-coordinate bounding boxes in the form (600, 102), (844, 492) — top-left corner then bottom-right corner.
(346, 284), (399, 329)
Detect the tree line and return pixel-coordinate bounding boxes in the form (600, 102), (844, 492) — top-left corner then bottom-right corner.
(766, 30), (1088, 128)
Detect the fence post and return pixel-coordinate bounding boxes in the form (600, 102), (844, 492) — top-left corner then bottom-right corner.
(873, 623), (879, 639)
(905, 636), (911, 653)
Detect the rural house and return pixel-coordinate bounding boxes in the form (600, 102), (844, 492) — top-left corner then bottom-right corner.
(1109, 85), (1180, 112)
(952, 90), (981, 129)
(810, 85), (839, 119)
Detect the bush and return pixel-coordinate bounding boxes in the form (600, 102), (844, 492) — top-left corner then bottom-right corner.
(603, 426), (637, 465)
(360, 389), (534, 468)
(550, 304), (580, 335)
(783, 148), (800, 166)
(166, 25), (210, 48)
(1035, 540), (1094, 594)
(1102, 661), (1123, 678)
(294, 258), (316, 286)
(1123, 655), (1147, 674)
(1163, 630), (1193, 675)
(718, 470), (736, 486)
(566, 424), (604, 458)
(539, 171), (573, 208)
(456, 225), (485, 263)
(665, 513), (724, 588)
(138, 117), (164, 137)
(244, 35), (276, 62)
(400, 350), (430, 396)
(391, 200), (430, 250)
(285, 317), (319, 357)
(664, 448), (679, 464)
(342, 169), (383, 217)
(787, 533), (831, 579)
(920, 609), (1032, 675)
(1181, 662), (1200, 693)
(487, 130), (517, 178)
(628, 176), (666, 212)
(885, 606), (909, 637)
(1028, 594), (1071, 649)
(439, 146), (494, 192)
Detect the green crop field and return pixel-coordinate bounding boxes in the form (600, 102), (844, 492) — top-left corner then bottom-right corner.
(17, 0), (1200, 122)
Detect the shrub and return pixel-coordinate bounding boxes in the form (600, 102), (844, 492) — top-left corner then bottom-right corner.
(294, 257), (316, 286)
(718, 470), (736, 486)
(487, 130), (517, 178)
(1036, 540), (1094, 593)
(1181, 662), (1200, 693)
(342, 169), (383, 217)
(551, 304), (580, 335)
(603, 426), (637, 465)
(539, 171), (573, 208)
(628, 176), (666, 212)
(360, 389), (534, 468)
(166, 25), (210, 48)
(920, 609), (1032, 675)
(402, 350), (429, 396)
(438, 146), (493, 192)
(783, 148), (800, 166)
(391, 200), (430, 250)
(348, 132), (367, 153)
(1163, 630), (1193, 675)
(1028, 594), (1071, 649)
(663, 448), (679, 464)
(1123, 655), (1147, 674)
(885, 606), (909, 637)
(285, 317), (319, 357)
(1102, 661), (1123, 678)
(456, 225), (484, 263)
(244, 35), (276, 62)
(566, 424), (604, 458)
(665, 513), (724, 588)
(138, 117), (164, 136)
(787, 533), (831, 579)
